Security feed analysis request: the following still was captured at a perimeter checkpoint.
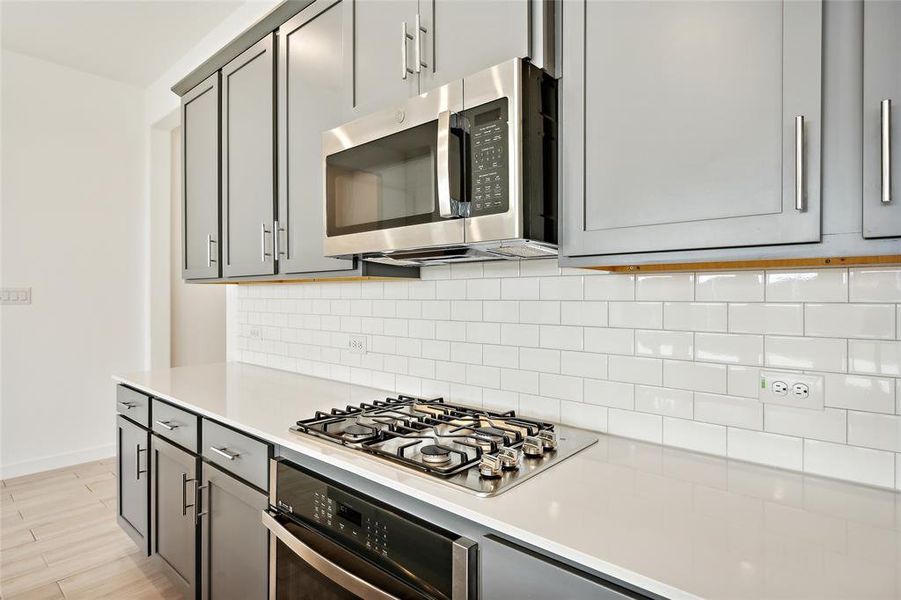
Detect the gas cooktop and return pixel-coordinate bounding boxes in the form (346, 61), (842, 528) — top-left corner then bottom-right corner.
(290, 395), (598, 496)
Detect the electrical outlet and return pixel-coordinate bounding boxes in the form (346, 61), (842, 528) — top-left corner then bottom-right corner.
(0, 287), (31, 305)
(249, 327), (262, 340)
(349, 335), (367, 355)
(759, 371), (823, 409)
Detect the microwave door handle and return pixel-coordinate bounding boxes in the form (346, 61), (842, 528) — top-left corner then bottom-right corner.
(437, 110), (456, 218)
(261, 511), (400, 600)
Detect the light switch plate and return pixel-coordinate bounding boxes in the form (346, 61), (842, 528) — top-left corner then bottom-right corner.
(0, 288), (31, 305)
(759, 370), (824, 410)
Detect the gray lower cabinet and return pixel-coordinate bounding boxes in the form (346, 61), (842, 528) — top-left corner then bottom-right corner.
(277, 0), (354, 274)
(222, 33), (278, 278)
(151, 435), (199, 598)
(116, 415), (150, 555)
(481, 536), (646, 600)
(863, 0), (901, 238)
(199, 464), (269, 600)
(561, 0), (823, 258)
(181, 73), (221, 280)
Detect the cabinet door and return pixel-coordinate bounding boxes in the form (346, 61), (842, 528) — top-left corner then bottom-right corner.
(182, 73), (221, 280)
(200, 464), (269, 600)
(863, 0), (901, 238)
(222, 34), (277, 277)
(351, 0), (419, 115)
(278, 0), (355, 274)
(151, 435), (198, 598)
(481, 536), (645, 599)
(561, 0), (822, 258)
(117, 416), (149, 555)
(418, 0), (530, 92)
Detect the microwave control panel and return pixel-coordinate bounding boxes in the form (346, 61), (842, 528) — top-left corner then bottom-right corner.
(467, 98), (509, 217)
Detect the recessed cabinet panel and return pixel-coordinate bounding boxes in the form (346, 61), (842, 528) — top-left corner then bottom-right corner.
(351, 0), (419, 115)
(418, 0), (530, 93)
(200, 465), (269, 600)
(117, 416), (149, 555)
(278, 0), (355, 274)
(151, 435), (198, 598)
(561, 0), (823, 257)
(182, 73), (221, 280)
(222, 34), (277, 277)
(863, 0), (901, 238)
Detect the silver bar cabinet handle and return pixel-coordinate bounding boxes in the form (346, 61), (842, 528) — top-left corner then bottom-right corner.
(118, 400), (136, 409)
(401, 22), (414, 80)
(155, 419), (178, 431)
(181, 473), (193, 516)
(194, 481), (209, 526)
(882, 99), (892, 204)
(206, 234), (216, 267)
(135, 444), (147, 481)
(274, 220), (284, 258)
(437, 110), (454, 218)
(210, 446), (240, 461)
(260, 223), (271, 263)
(414, 14), (427, 73)
(795, 115), (805, 211)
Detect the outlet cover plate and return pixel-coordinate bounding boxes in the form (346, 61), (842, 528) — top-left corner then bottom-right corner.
(0, 287), (31, 305)
(759, 370), (824, 410)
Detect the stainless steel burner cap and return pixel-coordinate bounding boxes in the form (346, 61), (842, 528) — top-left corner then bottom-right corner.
(342, 424), (375, 440)
(420, 444), (452, 465)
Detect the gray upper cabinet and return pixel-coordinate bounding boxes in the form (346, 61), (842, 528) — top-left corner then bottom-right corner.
(863, 0), (900, 238)
(151, 435), (199, 598)
(418, 0), (530, 92)
(182, 73), (221, 280)
(277, 0), (355, 274)
(222, 33), (277, 278)
(561, 0), (824, 258)
(117, 415), (150, 555)
(199, 464), (269, 600)
(350, 0), (420, 115)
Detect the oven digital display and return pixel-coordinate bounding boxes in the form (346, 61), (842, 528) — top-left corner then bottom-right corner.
(475, 107), (501, 126)
(336, 502), (362, 527)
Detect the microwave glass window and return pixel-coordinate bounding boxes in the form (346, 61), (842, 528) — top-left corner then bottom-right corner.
(327, 121), (443, 236)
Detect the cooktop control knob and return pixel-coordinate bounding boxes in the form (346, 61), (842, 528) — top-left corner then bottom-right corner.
(497, 447), (520, 470)
(478, 454), (503, 478)
(537, 430), (558, 451)
(522, 436), (544, 458)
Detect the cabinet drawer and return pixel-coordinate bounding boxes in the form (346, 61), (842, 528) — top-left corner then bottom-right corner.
(201, 420), (270, 491)
(151, 399), (199, 453)
(116, 385), (150, 428)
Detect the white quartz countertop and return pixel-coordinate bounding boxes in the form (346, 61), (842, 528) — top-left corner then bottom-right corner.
(114, 362), (901, 600)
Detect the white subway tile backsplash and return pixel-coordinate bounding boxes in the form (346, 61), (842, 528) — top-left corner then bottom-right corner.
(764, 405), (847, 443)
(584, 275), (635, 300)
(695, 333), (763, 366)
(804, 304), (896, 340)
(766, 336), (848, 371)
(728, 303), (803, 335)
(635, 329), (694, 360)
(609, 302), (663, 329)
(635, 385), (693, 419)
(849, 268), (901, 302)
(848, 340), (901, 376)
(636, 273), (694, 301)
(608, 409), (662, 443)
(663, 302), (727, 332)
(766, 269), (849, 302)
(727, 428), (802, 470)
(824, 373), (895, 414)
(803, 440), (895, 488)
(695, 271), (765, 302)
(663, 418), (726, 454)
(236, 263), (901, 490)
(609, 355), (662, 385)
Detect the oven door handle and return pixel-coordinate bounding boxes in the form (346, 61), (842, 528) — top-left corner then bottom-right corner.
(262, 511), (400, 600)
(437, 110), (460, 219)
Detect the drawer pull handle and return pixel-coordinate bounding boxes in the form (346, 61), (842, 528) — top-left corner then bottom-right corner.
(155, 420), (179, 431)
(118, 400), (137, 409)
(210, 446), (240, 461)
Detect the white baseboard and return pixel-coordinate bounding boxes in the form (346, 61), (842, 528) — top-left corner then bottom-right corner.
(0, 444), (116, 480)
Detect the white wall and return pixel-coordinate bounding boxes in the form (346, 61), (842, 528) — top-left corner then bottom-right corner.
(233, 261), (901, 491)
(0, 50), (146, 478)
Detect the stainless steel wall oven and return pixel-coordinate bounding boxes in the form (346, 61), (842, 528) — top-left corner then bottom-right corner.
(263, 458), (477, 599)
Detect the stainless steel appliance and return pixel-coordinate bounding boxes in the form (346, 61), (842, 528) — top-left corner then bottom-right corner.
(264, 458), (477, 599)
(290, 395), (597, 497)
(322, 59), (558, 266)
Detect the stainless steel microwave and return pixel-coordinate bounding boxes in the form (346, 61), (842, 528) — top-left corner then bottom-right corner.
(322, 58), (558, 266)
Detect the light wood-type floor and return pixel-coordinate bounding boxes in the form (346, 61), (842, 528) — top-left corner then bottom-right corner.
(0, 458), (182, 599)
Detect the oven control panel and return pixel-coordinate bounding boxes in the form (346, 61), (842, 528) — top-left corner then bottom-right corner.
(466, 98), (509, 217)
(312, 490), (389, 558)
